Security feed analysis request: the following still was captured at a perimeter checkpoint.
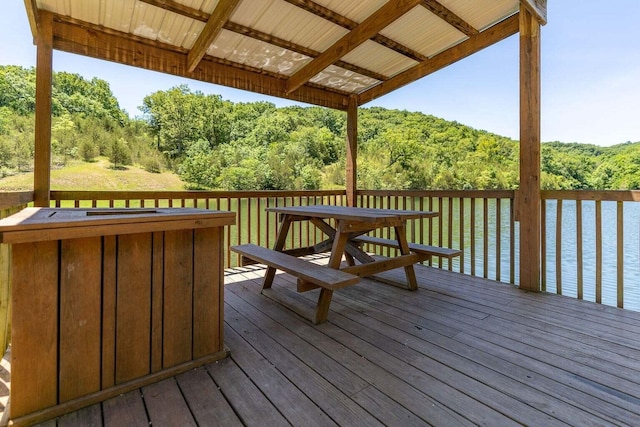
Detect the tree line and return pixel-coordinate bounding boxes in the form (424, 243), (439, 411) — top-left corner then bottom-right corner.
(1, 65), (639, 191)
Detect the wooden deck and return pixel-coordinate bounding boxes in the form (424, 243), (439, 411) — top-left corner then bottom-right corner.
(9, 261), (640, 426)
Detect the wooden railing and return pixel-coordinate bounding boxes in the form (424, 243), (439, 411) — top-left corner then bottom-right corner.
(357, 190), (517, 283)
(0, 191), (34, 355)
(50, 190), (348, 268)
(50, 189), (517, 284)
(34, 189), (640, 312)
(541, 190), (640, 311)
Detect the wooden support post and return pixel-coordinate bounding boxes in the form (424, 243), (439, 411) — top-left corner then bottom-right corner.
(518, 5), (542, 292)
(346, 95), (358, 207)
(34, 11), (53, 207)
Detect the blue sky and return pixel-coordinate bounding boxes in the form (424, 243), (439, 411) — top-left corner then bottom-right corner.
(1, 1), (639, 146)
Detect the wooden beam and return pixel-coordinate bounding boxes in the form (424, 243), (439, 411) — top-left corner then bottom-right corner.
(222, 22), (387, 82)
(23, 0), (39, 40)
(420, 1), (478, 37)
(346, 96), (358, 207)
(284, 0), (428, 62)
(186, 0), (241, 73)
(140, 0), (209, 21)
(521, 0), (547, 25)
(358, 13), (519, 105)
(518, 5), (542, 292)
(141, 0), (386, 82)
(286, 0), (422, 94)
(50, 16), (350, 110)
(34, 10), (53, 207)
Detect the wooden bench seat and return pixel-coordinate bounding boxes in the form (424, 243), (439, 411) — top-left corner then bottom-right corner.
(354, 235), (462, 260)
(231, 244), (360, 290)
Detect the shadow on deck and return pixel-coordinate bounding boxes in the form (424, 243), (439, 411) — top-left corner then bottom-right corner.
(10, 262), (640, 426)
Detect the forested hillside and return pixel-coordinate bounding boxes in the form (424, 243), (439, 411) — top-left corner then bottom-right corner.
(1, 65), (639, 191)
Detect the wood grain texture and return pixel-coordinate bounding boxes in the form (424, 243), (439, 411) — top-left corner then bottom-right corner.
(59, 237), (102, 402)
(518, 6), (542, 292)
(187, 0), (241, 72)
(142, 378), (196, 426)
(193, 228), (222, 358)
(101, 235), (117, 389)
(151, 231), (164, 372)
(116, 233), (152, 384)
(34, 10), (53, 207)
(286, 0), (422, 94)
(162, 229), (194, 368)
(346, 95), (357, 208)
(50, 17), (349, 110)
(10, 241), (59, 417)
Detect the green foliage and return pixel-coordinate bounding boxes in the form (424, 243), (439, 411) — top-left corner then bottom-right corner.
(2, 65), (640, 191)
(108, 138), (131, 170)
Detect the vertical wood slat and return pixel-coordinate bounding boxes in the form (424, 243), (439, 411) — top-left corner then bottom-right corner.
(59, 237), (102, 402)
(193, 228), (223, 357)
(483, 199), (488, 279)
(496, 198), (501, 281)
(540, 200), (546, 292)
(470, 198), (476, 276)
(346, 97), (357, 208)
(116, 233), (152, 384)
(447, 197), (453, 270)
(509, 199), (515, 284)
(438, 197), (444, 268)
(459, 197), (465, 274)
(595, 200), (602, 304)
(102, 236), (117, 389)
(163, 230), (194, 368)
(617, 201), (624, 308)
(10, 241), (59, 417)
(576, 201), (583, 300)
(151, 232), (164, 373)
(555, 200), (562, 295)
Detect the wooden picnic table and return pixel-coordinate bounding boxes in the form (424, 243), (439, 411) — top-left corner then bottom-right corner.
(235, 205), (442, 323)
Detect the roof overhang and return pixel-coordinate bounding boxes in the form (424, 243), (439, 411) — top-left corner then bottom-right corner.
(23, 0), (546, 110)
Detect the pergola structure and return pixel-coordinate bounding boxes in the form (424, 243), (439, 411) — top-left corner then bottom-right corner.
(23, 0), (546, 290)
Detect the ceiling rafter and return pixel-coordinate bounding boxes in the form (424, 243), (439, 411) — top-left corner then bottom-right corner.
(420, 0), (478, 37)
(140, 0), (386, 83)
(283, 0), (428, 62)
(186, 0), (241, 73)
(286, 0), (422, 95)
(358, 13), (519, 105)
(223, 22), (387, 82)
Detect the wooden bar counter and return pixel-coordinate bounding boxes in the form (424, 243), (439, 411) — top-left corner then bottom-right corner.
(0, 207), (235, 426)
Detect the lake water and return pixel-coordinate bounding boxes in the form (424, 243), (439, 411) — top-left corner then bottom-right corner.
(360, 198), (640, 312)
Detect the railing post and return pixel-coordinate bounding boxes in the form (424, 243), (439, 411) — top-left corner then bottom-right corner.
(518, 5), (542, 292)
(346, 95), (358, 207)
(34, 11), (54, 207)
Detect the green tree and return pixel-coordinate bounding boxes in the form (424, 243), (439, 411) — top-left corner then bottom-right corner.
(108, 138), (131, 170)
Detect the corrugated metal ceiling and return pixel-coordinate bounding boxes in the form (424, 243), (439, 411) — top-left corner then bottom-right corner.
(31, 0), (523, 106)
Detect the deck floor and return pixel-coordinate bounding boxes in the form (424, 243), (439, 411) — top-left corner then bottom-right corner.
(20, 262), (640, 426)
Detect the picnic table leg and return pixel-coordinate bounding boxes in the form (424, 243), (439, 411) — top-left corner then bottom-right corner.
(262, 215), (292, 290)
(312, 226), (350, 323)
(395, 225), (419, 290)
(315, 289), (333, 324)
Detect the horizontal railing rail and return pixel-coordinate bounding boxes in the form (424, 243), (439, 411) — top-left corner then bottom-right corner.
(541, 190), (640, 311)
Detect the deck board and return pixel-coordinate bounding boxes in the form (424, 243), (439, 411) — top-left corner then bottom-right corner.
(6, 261), (640, 426)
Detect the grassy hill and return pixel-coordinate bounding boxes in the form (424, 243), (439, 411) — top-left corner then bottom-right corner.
(0, 158), (186, 191)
